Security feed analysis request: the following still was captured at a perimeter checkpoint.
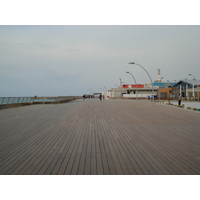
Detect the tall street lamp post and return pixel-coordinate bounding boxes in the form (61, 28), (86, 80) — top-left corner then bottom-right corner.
(104, 86), (107, 98)
(126, 71), (138, 101)
(129, 62), (155, 106)
(119, 78), (122, 99)
(188, 74), (196, 100)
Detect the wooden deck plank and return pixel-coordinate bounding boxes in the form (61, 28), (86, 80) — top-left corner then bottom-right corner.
(0, 99), (200, 175)
(136, 124), (200, 174)
(76, 118), (89, 175)
(90, 157), (97, 175)
(56, 115), (85, 175)
(1, 124), (56, 174)
(105, 119), (137, 174)
(96, 152), (103, 175)
(64, 122), (86, 175)
(52, 115), (83, 175)
(22, 124), (68, 175)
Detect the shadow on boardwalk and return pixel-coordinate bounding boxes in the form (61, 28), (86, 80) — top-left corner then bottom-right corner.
(0, 99), (200, 175)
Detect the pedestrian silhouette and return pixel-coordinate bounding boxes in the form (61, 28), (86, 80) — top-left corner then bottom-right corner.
(99, 94), (102, 101)
(178, 93), (182, 105)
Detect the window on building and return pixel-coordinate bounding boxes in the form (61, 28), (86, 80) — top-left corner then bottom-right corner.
(160, 92), (167, 98)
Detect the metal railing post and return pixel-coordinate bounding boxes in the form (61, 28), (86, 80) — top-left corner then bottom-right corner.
(7, 97), (10, 105)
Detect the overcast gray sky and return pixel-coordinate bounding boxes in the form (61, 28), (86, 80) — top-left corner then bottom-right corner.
(0, 25), (200, 97)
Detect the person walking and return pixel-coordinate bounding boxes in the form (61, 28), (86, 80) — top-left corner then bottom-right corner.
(99, 94), (102, 101)
(178, 93), (182, 106)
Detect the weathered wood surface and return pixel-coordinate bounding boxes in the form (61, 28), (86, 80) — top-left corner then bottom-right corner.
(0, 99), (200, 175)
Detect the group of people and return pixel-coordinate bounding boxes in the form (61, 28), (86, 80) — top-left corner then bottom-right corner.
(84, 93), (183, 104)
(82, 94), (105, 101)
(82, 95), (93, 100)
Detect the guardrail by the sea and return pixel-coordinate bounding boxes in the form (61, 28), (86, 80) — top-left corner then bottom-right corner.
(0, 97), (32, 105)
(0, 96), (81, 109)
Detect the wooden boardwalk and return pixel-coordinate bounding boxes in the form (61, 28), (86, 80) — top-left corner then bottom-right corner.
(0, 99), (200, 175)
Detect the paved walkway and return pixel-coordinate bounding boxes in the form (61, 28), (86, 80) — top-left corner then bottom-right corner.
(0, 99), (200, 175)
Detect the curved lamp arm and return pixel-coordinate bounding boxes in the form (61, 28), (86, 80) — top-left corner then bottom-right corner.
(129, 62), (154, 106)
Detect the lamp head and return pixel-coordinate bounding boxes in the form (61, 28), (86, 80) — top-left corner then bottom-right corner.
(129, 62), (135, 64)
(188, 74), (191, 76)
(126, 71), (129, 73)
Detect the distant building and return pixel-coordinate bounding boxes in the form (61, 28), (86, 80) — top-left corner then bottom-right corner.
(105, 84), (158, 99)
(172, 80), (200, 100)
(101, 68), (200, 100)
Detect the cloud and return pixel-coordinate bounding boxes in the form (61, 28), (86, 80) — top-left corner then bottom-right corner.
(0, 25), (200, 96)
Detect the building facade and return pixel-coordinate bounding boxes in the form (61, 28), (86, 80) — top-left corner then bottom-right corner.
(102, 80), (200, 101)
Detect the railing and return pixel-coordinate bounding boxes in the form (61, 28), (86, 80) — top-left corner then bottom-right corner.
(0, 96), (81, 109)
(0, 97), (32, 105)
